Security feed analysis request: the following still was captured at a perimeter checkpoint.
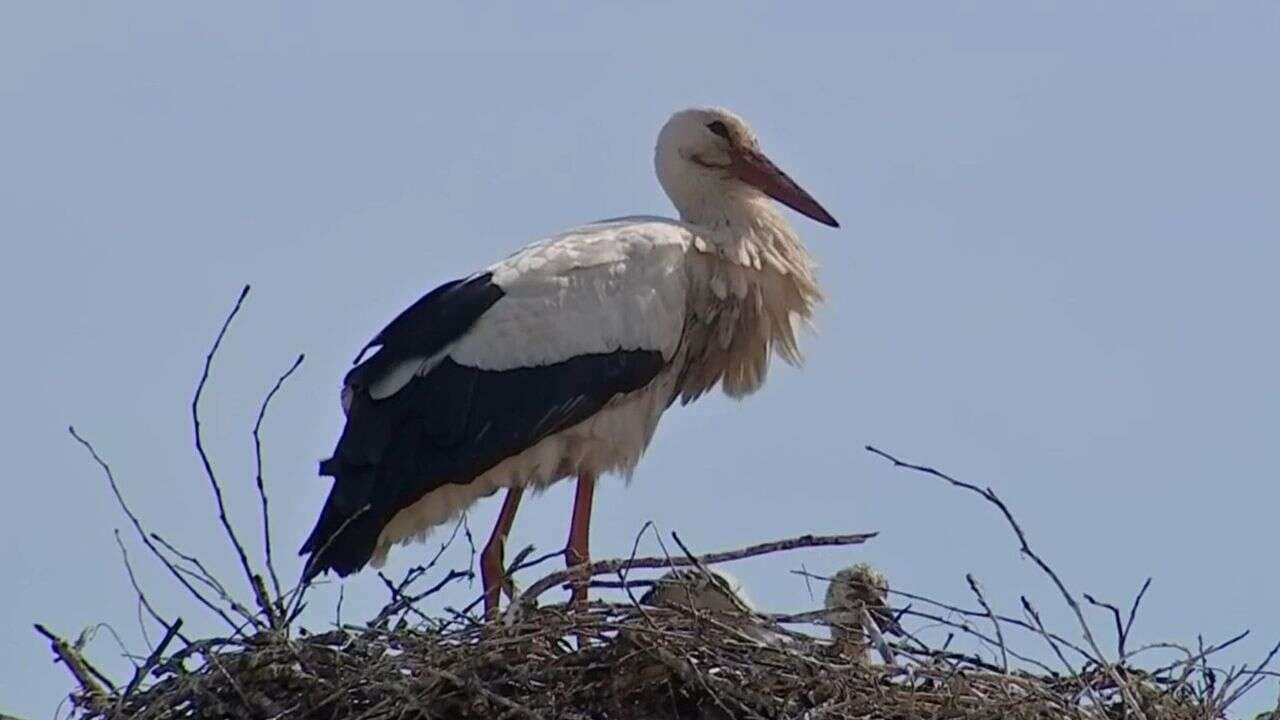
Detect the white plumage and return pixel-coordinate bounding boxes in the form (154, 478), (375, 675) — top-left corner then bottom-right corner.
(301, 107), (839, 613)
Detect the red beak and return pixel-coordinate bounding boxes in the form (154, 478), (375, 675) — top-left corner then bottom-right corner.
(730, 148), (839, 228)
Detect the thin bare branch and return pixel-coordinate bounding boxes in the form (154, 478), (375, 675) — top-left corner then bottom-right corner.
(967, 573), (1008, 673)
(372, 569), (473, 627)
(113, 530), (191, 648)
(190, 284), (273, 625)
(510, 531), (876, 616)
(1124, 578), (1153, 654)
(68, 426), (241, 634)
(121, 619), (183, 700)
(1083, 591), (1127, 658)
(149, 532), (258, 625)
(867, 445), (1149, 720)
(252, 351), (305, 618)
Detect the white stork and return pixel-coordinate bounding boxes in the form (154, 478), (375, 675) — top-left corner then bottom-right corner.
(300, 106), (839, 613)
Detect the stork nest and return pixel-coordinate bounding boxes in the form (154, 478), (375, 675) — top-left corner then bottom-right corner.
(54, 591), (1255, 720)
(39, 288), (1278, 720)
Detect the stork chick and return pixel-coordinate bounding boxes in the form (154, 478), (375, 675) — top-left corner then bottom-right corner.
(825, 563), (895, 662)
(640, 568), (757, 614)
(641, 568), (790, 646)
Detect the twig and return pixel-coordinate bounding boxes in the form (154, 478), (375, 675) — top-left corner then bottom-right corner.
(252, 351), (304, 622)
(967, 573), (1008, 673)
(376, 515), (470, 626)
(671, 531), (756, 615)
(1124, 578), (1153, 656)
(372, 569), (473, 627)
(33, 624), (112, 703)
(1220, 638), (1280, 709)
(860, 606), (897, 666)
(289, 504), (370, 622)
(617, 521), (660, 617)
(191, 284), (273, 626)
(113, 530), (191, 647)
(1083, 592), (1126, 659)
(867, 445), (1149, 720)
(424, 667), (544, 719)
(1021, 596), (1100, 707)
(149, 532), (258, 624)
(450, 548), (566, 626)
(68, 426), (241, 634)
(461, 511), (477, 586)
(121, 619), (183, 699)
(770, 604), (1061, 675)
(508, 547), (565, 576)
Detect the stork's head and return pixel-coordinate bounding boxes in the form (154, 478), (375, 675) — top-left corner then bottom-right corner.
(825, 563), (900, 640)
(655, 106), (838, 229)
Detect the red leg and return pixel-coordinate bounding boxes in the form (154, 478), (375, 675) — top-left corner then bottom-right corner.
(481, 486), (524, 616)
(565, 473), (596, 609)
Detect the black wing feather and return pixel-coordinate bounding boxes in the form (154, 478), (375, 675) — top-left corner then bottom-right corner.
(300, 272), (666, 579)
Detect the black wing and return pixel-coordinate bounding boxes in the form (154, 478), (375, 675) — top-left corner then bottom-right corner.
(300, 273), (665, 579)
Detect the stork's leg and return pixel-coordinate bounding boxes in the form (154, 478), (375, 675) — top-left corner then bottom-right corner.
(565, 472), (596, 609)
(481, 486), (524, 616)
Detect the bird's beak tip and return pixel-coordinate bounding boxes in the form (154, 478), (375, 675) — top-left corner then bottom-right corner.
(732, 148), (840, 231)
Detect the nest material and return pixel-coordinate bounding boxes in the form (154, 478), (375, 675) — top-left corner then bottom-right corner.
(72, 601), (1217, 720)
(46, 288), (1277, 720)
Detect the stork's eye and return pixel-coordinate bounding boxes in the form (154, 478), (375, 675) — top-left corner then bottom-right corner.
(706, 121), (731, 139)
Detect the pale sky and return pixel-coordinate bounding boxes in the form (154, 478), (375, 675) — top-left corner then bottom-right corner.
(2, 3), (1278, 717)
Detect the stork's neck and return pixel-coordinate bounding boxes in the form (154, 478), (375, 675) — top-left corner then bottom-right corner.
(676, 187), (817, 276)
(665, 183), (823, 402)
(676, 185), (767, 229)
(665, 182), (796, 247)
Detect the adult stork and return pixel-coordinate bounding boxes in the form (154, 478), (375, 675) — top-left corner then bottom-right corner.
(300, 106), (839, 613)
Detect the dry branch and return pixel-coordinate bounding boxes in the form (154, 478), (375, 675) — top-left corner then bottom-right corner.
(252, 351), (304, 619)
(867, 445), (1151, 719)
(33, 624), (111, 711)
(69, 426), (243, 634)
(510, 531), (877, 615)
(190, 284), (274, 629)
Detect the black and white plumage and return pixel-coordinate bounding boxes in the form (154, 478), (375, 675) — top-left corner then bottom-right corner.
(300, 107), (839, 609)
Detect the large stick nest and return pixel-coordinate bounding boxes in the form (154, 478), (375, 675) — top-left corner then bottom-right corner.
(38, 287), (1277, 720)
(58, 596), (1238, 720)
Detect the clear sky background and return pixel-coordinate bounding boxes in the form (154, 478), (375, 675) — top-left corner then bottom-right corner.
(2, 3), (1277, 717)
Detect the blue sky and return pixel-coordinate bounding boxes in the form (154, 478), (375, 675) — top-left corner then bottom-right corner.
(2, 3), (1278, 716)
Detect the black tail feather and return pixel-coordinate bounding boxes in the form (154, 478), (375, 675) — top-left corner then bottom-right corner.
(300, 464), (384, 581)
